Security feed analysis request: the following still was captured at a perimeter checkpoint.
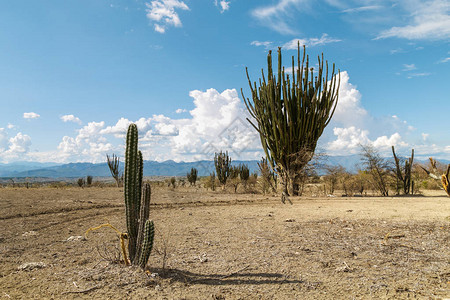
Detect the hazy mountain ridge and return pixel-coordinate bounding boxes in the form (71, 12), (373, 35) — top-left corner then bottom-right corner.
(1, 156), (448, 178)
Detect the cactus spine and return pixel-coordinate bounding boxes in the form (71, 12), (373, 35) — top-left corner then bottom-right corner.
(392, 146), (414, 195)
(124, 123), (154, 268)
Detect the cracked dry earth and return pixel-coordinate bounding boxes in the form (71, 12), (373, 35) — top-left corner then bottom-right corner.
(0, 186), (449, 299)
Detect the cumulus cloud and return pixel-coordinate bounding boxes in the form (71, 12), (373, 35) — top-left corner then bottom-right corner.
(283, 34), (341, 49)
(7, 124), (14, 129)
(175, 108), (187, 113)
(60, 114), (82, 124)
(146, 0), (189, 33)
(330, 71), (368, 128)
(8, 133), (32, 153)
(327, 126), (408, 154)
(23, 112), (40, 119)
(0, 131), (33, 162)
(322, 70), (416, 155)
(376, 0), (450, 40)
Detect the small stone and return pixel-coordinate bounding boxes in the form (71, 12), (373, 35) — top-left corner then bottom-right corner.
(22, 231), (37, 237)
(18, 262), (46, 271)
(66, 236), (86, 242)
(285, 219), (295, 222)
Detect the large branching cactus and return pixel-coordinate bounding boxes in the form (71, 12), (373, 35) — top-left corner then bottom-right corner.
(125, 123), (155, 268)
(242, 44), (340, 201)
(392, 146), (414, 195)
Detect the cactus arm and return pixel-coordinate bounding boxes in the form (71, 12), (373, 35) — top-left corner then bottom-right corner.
(134, 183), (151, 265)
(138, 220), (155, 269)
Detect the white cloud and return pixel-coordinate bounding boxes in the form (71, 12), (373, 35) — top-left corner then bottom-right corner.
(23, 112), (40, 119)
(154, 123), (179, 136)
(0, 128), (8, 150)
(7, 123), (14, 129)
(402, 63), (416, 71)
(175, 108), (187, 113)
(215, 0), (230, 13)
(407, 72), (431, 79)
(251, 0), (307, 34)
(60, 114), (82, 124)
(146, 0), (189, 33)
(376, 0), (450, 40)
(250, 41), (273, 49)
(328, 127), (370, 152)
(327, 126), (408, 154)
(422, 133), (429, 141)
(0, 130), (33, 162)
(372, 133), (408, 149)
(332, 71), (368, 128)
(342, 5), (382, 13)
(100, 117), (152, 138)
(438, 57), (450, 63)
(283, 34), (341, 49)
(7, 133), (31, 153)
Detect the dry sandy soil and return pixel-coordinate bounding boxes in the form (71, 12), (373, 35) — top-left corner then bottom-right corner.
(0, 186), (449, 299)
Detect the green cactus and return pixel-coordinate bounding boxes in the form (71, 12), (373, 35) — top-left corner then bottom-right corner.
(138, 220), (155, 269)
(124, 123), (154, 268)
(214, 151), (231, 189)
(242, 44), (340, 200)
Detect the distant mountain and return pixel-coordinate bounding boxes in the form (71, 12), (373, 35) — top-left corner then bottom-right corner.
(0, 161), (62, 177)
(0, 160), (260, 178)
(1, 156), (448, 178)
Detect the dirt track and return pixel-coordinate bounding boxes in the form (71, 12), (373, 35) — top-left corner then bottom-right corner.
(0, 187), (449, 299)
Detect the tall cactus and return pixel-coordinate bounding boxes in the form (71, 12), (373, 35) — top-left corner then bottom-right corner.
(214, 151), (231, 189)
(124, 123), (154, 267)
(392, 146), (414, 195)
(242, 43), (340, 200)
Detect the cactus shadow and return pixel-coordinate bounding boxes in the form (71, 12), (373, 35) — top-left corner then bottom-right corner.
(152, 267), (304, 285)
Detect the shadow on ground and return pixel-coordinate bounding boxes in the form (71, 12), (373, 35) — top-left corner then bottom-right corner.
(151, 267), (304, 286)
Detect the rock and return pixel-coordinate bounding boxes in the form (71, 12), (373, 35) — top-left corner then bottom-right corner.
(22, 231), (37, 237)
(18, 262), (46, 271)
(66, 236), (86, 242)
(285, 219), (295, 222)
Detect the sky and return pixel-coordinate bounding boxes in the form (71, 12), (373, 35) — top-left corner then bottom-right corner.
(0, 0), (449, 164)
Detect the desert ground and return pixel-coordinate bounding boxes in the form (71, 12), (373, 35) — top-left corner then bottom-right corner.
(0, 185), (449, 299)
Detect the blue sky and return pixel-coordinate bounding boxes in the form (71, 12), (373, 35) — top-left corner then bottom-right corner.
(0, 0), (449, 163)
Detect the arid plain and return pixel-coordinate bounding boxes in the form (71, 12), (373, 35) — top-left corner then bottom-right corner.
(0, 186), (449, 299)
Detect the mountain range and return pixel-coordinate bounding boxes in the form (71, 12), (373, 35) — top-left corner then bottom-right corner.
(0, 155), (448, 179)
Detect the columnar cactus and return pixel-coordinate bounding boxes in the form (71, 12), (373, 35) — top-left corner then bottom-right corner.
(214, 151), (231, 189)
(242, 44), (340, 200)
(124, 123), (154, 267)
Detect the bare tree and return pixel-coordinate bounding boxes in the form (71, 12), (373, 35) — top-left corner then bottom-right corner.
(360, 144), (391, 196)
(324, 165), (346, 195)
